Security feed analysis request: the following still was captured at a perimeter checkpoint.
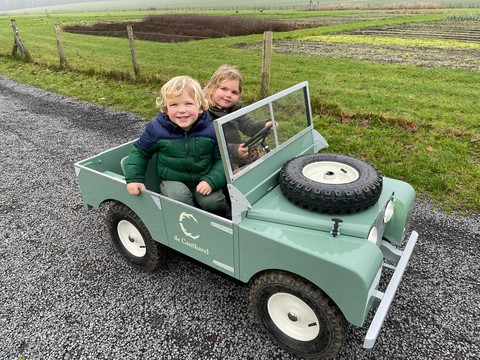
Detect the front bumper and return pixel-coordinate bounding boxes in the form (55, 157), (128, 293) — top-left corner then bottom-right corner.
(363, 230), (419, 348)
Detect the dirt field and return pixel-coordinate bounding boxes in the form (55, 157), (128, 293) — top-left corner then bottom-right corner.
(238, 19), (480, 72)
(347, 20), (480, 44)
(63, 14), (314, 41)
(65, 16), (480, 72)
(236, 39), (480, 72)
(63, 12), (409, 40)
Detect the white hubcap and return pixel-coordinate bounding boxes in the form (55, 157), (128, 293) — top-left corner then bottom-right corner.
(268, 293), (320, 341)
(117, 220), (146, 257)
(302, 161), (359, 184)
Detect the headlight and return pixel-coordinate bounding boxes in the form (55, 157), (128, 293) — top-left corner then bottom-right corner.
(368, 226), (378, 243)
(383, 200), (395, 223)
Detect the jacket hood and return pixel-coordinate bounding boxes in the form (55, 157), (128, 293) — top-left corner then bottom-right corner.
(208, 101), (243, 119)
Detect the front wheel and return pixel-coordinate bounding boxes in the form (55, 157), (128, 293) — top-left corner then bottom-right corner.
(106, 203), (166, 272)
(249, 271), (347, 359)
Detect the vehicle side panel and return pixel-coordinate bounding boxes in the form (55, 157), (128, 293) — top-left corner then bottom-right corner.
(75, 166), (169, 246)
(161, 199), (236, 276)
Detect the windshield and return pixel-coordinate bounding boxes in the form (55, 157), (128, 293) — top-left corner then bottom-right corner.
(214, 82), (313, 180)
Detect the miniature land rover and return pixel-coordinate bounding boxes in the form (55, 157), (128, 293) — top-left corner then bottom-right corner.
(74, 82), (418, 359)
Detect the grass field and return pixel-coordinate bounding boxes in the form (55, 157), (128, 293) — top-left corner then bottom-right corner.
(0, 7), (478, 213)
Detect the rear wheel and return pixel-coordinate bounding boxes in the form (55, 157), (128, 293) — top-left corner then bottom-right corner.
(106, 203), (165, 272)
(249, 271), (347, 359)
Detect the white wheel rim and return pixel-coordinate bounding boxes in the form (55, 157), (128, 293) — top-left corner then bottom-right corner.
(117, 220), (146, 257)
(268, 293), (320, 341)
(302, 161), (359, 184)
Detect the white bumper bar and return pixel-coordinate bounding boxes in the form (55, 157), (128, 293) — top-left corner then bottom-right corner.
(363, 230), (419, 348)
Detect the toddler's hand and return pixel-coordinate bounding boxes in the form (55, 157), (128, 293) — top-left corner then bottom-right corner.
(265, 120), (278, 130)
(127, 182), (145, 195)
(238, 144), (249, 158)
(196, 181), (212, 196)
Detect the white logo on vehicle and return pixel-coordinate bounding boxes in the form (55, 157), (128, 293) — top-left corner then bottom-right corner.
(179, 212), (200, 240)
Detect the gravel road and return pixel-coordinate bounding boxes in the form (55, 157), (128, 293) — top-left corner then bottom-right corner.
(1, 75), (478, 360)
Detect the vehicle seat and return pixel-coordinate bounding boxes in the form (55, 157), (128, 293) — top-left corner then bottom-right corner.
(120, 156), (128, 175)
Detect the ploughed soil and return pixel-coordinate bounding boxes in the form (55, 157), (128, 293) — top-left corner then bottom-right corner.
(235, 39), (480, 72)
(236, 19), (480, 72)
(63, 14), (318, 41)
(64, 15), (480, 72)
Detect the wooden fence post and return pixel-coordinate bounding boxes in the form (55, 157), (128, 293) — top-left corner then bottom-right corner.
(54, 23), (70, 69)
(260, 31), (273, 98)
(11, 20), (33, 62)
(127, 25), (141, 80)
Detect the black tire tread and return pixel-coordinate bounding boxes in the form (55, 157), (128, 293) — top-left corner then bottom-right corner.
(106, 202), (165, 272)
(279, 153), (383, 214)
(249, 271), (347, 359)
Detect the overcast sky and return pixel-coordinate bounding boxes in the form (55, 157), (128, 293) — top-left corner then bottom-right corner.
(0, 0), (108, 11)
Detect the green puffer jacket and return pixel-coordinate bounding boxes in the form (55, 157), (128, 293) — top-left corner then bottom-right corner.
(124, 111), (226, 192)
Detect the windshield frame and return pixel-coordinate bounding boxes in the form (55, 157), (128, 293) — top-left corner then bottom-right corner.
(214, 81), (313, 182)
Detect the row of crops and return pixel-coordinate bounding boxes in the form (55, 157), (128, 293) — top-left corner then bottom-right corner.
(347, 18), (480, 43)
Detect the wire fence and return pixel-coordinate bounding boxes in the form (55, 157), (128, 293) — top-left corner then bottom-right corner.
(65, 29), (212, 42)
(7, 19), (273, 94)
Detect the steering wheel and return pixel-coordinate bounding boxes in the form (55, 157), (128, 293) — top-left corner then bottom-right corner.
(243, 125), (272, 151)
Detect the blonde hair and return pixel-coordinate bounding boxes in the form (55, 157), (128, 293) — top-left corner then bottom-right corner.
(156, 75), (208, 113)
(203, 65), (243, 106)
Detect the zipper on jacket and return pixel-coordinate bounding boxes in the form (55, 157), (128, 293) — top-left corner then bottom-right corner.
(184, 132), (195, 185)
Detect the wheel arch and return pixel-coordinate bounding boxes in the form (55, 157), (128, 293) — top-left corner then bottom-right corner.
(95, 193), (168, 247)
(239, 220), (384, 327)
(246, 266), (367, 327)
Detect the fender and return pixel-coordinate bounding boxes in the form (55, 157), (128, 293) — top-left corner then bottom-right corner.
(238, 217), (384, 326)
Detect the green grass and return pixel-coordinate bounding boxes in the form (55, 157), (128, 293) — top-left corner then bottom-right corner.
(0, 9), (478, 214)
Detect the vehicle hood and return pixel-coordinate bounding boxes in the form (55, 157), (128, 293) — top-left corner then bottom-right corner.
(247, 183), (394, 239)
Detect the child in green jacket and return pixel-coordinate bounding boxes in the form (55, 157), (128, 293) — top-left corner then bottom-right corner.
(124, 75), (228, 216)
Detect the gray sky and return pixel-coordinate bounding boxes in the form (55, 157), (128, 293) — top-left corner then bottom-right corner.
(0, 0), (106, 11)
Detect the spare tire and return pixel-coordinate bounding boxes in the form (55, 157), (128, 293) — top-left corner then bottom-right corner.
(279, 153), (383, 214)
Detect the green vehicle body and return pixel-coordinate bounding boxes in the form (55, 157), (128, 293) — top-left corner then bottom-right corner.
(75, 82), (417, 350)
